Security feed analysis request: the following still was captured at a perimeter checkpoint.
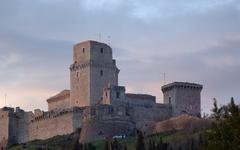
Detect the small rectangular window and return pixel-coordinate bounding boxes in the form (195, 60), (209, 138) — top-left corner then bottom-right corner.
(100, 48), (104, 53)
(83, 48), (85, 53)
(116, 92), (120, 98)
(100, 70), (103, 76)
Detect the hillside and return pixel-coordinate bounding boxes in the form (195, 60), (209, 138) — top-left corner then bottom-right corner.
(9, 115), (211, 150)
(151, 114), (211, 134)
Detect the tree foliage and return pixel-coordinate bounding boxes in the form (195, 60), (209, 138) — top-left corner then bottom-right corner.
(203, 98), (240, 150)
(136, 131), (145, 150)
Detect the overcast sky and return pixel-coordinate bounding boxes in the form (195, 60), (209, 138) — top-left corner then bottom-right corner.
(0, 0), (240, 113)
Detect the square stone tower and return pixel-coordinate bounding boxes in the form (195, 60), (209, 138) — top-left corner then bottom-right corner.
(70, 40), (119, 107)
(162, 82), (203, 117)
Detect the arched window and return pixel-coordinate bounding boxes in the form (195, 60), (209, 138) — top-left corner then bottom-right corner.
(82, 48), (85, 53)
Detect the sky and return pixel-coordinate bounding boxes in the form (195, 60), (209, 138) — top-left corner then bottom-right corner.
(0, 0), (240, 113)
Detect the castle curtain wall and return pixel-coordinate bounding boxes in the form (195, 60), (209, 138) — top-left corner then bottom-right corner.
(0, 110), (9, 149)
(29, 112), (74, 141)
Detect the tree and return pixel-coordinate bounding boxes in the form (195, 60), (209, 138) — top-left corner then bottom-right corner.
(148, 140), (154, 150)
(189, 138), (194, 150)
(104, 141), (110, 150)
(111, 139), (122, 150)
(136, 131), (145, 150)
(203, 98), (240, 150)
(73, 140), (81, 150)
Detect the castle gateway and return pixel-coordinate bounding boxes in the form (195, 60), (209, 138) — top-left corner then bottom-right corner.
(0, 40), (202, 148)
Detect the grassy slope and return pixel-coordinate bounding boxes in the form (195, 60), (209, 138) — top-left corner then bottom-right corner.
(9, 130), (202, 150)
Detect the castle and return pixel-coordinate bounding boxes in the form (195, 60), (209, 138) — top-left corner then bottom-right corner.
(0, 40), (203, 149)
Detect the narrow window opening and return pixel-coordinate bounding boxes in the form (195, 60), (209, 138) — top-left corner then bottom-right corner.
(100, 70), (103, 76)
(169, 97), (172, 104)
(83, 48), (85, 53)
(77, 72), (79, 78)
(100, 48), (104, 53)
(116, 92), (120, 99)
(105, 92), (108, 97)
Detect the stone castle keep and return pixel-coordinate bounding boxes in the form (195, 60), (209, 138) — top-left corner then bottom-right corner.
(0, 40), (203, 148)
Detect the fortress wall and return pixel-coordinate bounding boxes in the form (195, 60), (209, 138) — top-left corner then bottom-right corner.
(90, 41), (113, 63)
(74, 42), (91, 63)
(48, 97), (70, 111)
(132, 104), (172, 129)
(126, 94), (156, 106)
(70, 63), (90, 107)
(90, 62), (118, 105)
(29, 113), (74, 141)
(7, 114), (19, 147)
(72, 108), (84, 131)
(16, 111), (31, 144)
(163, 89), (176, 104)
(162, 82), (202, 117)
(174, 88), (201, 116)
(0, 110), (9, 149)
(80, 118), (135, 143)
(79, 104), (135, 142)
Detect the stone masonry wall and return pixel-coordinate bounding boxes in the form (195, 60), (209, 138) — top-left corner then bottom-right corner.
(162, 82), (202, 116)
(132, 104), (172, 130)
(174, 88), (201, 116)
(28, 109), (83, 141)
(0, 110), (9, 149)
(89, 41), (119, 105)
(70, 62), (90, 107)
(15, 110), (30, 144)
(79, 104), (135, 142)
(70, 41), (119, 107)
(126, 93), (156, 107)
(29, 113), (73, 141)
(48, 97), (70, 111)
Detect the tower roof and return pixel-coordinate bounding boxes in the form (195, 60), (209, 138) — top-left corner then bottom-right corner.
(74, 40), (110, 47)
(47, 90), (70, 103)
(161, 82), (203, 92)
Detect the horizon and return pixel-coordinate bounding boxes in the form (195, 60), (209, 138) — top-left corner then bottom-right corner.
(0, 0), (240, 114)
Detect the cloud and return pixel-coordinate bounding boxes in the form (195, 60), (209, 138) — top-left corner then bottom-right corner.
(0, 0), (239, 113)
(117, 37), (240, 113)
(0, 53), (22, 67)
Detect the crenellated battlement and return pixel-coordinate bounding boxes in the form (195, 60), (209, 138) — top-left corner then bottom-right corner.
(70, 61), (118, 72)
(31, 107), (85, 122)
(162, 82), (203, 92)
